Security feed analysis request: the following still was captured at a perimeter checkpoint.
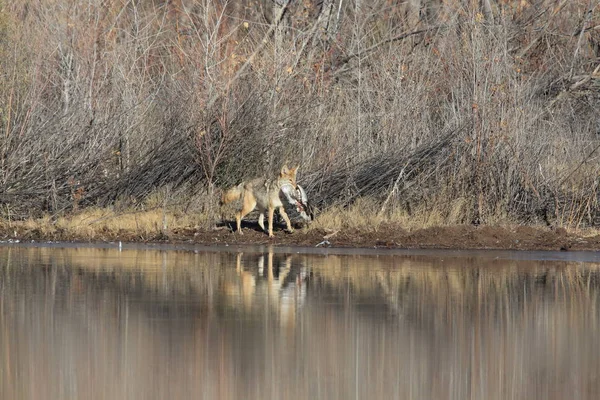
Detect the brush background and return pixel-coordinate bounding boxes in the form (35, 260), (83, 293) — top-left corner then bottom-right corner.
(0, 0), (598, 229)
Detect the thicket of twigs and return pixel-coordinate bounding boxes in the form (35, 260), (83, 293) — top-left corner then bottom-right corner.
(0, 0), (599, 228)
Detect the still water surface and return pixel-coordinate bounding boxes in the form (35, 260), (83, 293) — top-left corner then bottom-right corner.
(1, 244), (600, 400)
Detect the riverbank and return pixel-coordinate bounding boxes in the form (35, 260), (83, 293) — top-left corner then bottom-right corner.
(0, 209), (599, 251)
(171, 224), (600, 251)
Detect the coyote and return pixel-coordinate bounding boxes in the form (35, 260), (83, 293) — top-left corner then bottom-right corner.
(221, 165), (310, 237)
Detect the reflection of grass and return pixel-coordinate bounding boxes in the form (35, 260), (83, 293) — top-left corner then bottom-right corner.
(3, 249), (600, 399)
(4, 247), (600, 352)
(2, 244), (600, 309)
(308, 254), (600, 306)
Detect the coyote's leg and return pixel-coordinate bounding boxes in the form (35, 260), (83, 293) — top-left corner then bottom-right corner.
(236, 194), (256, 234)
(236, 252), (242, 272)
(258, 213), (266, 232)
(268, 206), (275, 238)
(278, 206), (294, 233)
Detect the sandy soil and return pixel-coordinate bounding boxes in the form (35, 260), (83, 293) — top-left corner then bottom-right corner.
(3, 221), (600, 251)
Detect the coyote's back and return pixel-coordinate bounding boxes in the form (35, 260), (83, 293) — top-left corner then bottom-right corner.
(220, 183), (243, 206)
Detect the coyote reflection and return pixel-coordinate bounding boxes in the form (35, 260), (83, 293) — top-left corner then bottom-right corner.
(223, 249), (309, 328)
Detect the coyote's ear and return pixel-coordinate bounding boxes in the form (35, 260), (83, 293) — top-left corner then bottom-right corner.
(281, 165), (290, 176)
(291, 165), (299, 175)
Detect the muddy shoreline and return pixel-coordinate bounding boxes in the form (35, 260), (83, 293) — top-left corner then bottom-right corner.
(2, 222), (600, 252)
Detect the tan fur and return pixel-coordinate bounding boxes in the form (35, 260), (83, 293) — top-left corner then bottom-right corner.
(221, 165), (299, 237)
(221, 183), (243, 205)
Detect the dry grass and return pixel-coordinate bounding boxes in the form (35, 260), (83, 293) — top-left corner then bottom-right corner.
(309, 194), (522, 232)
(1, 207), (208, 241)
(0, 200), (515, 240)
(0, 187), (596, 242)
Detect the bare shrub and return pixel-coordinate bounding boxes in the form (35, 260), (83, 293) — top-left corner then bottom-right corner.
(0, 0), (598, 228)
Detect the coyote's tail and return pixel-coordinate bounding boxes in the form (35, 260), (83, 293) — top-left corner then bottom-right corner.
(220, 183), (243, 206)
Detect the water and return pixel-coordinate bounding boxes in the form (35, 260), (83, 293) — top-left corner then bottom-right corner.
(1, 244), (600, 400)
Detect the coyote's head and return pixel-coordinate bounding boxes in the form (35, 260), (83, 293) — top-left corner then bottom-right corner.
(279, 165), (298, 188)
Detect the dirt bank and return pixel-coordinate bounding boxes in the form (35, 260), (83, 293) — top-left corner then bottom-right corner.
(183, 224), (600, 251)
(2, 222), (600, 251)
